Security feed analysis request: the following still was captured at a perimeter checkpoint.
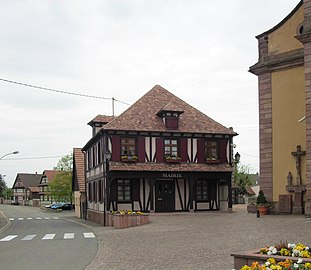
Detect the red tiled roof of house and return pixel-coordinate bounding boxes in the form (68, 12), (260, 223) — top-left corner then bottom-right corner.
(40, 170), (62, 185)
(109, 162), (233, 172)
(73, 148), (85, 192)
(103, 85), (237, 135)
(27, 186), (40, 193)
(88, 115), (116, 126)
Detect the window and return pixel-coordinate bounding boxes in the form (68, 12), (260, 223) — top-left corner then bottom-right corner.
(196, 180), (208, 201)
(164, 139), (179, 158)
(121, 138), (136, 156)
(117, 179), (131, 202)
(205, 140), (219, 161)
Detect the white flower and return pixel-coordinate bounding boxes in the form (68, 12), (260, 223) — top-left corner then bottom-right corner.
(294, 263), (299, 268)
(265, 261), (271, 266)
(306, 246), (310, 251)
(298, 258), (303, 264)
(288, 243), (296, 249)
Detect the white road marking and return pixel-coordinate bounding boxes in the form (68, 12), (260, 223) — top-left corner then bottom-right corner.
(44, 217), (50, 220)
(64, 233), (74, 239)
(42, 234), (56, 240)
(0, 235), (18, 242)
(83, 232), (95, 238)
(36, 217), (42, 220)
(21, 235), (36, 241)
(27, 218), (33, 220)
(9, 218), (14, 221)
(52, 217), (59, 219)
(18, 218), (23, 221)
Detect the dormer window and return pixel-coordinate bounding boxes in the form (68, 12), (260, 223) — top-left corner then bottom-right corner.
(164, 112), (179, 129)
(157, 106), (184, 130)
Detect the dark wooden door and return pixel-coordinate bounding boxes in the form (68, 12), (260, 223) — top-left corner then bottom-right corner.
(155, 180), (175, 212)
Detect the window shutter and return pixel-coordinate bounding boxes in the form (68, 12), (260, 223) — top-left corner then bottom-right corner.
(197, 139), (205, 163)
(138, 137), (145, 162)
(219, 140), (227, 163)
(156, 138), (164, 162)
(111, 136), (120, 161)
(180, 138), (188, 162)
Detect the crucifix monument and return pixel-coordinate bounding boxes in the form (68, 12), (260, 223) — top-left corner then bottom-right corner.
(286, 145), (306, 214)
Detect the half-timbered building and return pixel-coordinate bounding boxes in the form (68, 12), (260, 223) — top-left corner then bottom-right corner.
(82, 85), (237, 225)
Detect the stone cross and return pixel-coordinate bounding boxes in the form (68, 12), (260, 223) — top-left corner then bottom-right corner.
(291, 145), (306, 186)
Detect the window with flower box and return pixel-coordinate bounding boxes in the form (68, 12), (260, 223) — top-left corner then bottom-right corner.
(205, 140), (220, 162)
(164, 139), (180, 161)
(121, 138), (137, 161)
(117, 179), (131, 202)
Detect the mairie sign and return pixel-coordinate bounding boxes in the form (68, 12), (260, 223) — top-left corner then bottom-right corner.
(162, 173), (182, 178)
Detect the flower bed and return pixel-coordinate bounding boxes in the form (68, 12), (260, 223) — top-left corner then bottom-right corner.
(107, 210), (150, 229)
(232, 243), (311, 269)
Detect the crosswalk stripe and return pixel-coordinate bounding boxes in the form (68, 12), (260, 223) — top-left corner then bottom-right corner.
(42, 234), (55, 240)
(18, 218), (23, 221)
(64, 233), (74, 239)
(44, 217), (50, 220)
(0, 235), (18, 242)
(9, 218), (14, 221)
(53, 217), (59, 219)
(83, 232), (95, 238)
(21, 235), (36, 241)
(27, 218), (33, 220)
(36, 217), (42, 220)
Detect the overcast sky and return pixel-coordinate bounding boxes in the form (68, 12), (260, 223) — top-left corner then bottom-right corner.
(0, 0), (299, 187)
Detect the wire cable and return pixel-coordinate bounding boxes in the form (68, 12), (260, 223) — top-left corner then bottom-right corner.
(0, 77), (130, 105)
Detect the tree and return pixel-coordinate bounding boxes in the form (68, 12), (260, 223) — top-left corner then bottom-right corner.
(0, 174), (7, 198)
(234, 163), (256, 196)
(3, 187), (13, 200)
(49, 154), (73, 202)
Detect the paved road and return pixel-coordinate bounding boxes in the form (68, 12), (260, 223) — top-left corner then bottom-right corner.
(2, 204), (311, 270)
(0, 204), (97, 270)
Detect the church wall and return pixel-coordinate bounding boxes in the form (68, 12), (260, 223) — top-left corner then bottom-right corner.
(268, 6), (303, 55)
(272, 67), (306, 202)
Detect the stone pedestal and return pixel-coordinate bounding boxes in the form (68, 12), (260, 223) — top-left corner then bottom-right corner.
(286, 185), (306, 214)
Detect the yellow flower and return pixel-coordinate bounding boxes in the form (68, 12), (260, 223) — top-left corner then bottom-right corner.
(267, 258), (276, 265)
(305, 262), (311, 269)
(241, 265), (252, 270)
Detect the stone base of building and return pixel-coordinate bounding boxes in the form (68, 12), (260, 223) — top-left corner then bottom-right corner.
(87, 209), (105, 226)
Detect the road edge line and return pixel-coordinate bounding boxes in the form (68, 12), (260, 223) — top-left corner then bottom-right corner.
(0, 209), (12, 233)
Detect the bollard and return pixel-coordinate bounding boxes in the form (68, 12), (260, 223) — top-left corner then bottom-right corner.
(256, 209), (260, 218)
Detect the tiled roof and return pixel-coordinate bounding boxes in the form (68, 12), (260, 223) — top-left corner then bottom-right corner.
(41, 170), (61, 184)
(88, 115), (116, 126)
(27, 186), (40, 193)
(109, 162), (233, 173)
(73, 148), (85, 192)
(12, 173), (42, 189)
(103, 85), (236, 135)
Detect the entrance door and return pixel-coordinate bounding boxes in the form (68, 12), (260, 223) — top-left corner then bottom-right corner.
(155, 180), (175, 212)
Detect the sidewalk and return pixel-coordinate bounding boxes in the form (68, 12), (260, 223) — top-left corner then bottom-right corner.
(82, 205), (311, 270)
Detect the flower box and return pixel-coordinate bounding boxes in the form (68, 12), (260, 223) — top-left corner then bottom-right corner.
(206, 160), (220, 164)
(121, 156), (138, 162)
(165, 157), (181, 163)
(232, 243), (311, 269)
(110, 211), (150, 229)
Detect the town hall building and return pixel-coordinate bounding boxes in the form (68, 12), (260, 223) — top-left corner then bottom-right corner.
(82, 85), (237, 225)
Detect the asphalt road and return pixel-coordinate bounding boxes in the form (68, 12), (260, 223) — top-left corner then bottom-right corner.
(0, 204), (98, 270)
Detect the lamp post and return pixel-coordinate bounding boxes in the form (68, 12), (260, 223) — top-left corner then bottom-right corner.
(103, 149), (112, 226)
(233, 152), (241, 204)
(0, 151), (19, 160)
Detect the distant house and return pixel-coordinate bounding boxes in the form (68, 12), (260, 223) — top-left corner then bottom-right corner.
(38, 170), (61, 205)
(82, 85), (237, 225)
(72, 148), (86, 219)
(12, 173), (42, 205)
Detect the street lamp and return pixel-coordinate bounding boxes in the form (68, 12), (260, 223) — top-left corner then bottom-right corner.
(103, 149), (112, 226)
(0, 151), (19, 160)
